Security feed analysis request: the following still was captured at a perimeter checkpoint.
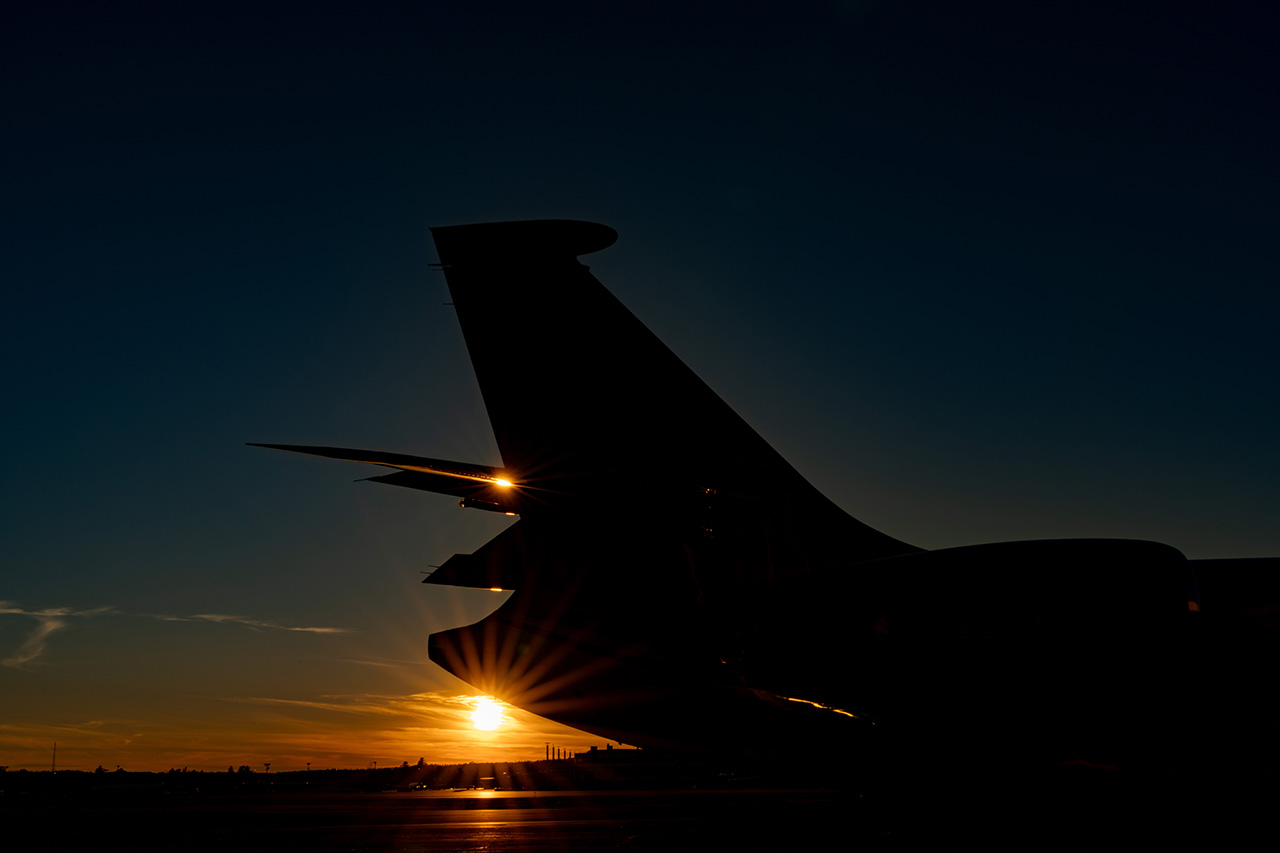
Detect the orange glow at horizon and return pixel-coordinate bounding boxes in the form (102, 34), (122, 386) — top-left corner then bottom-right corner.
(0, 689), (592, 772)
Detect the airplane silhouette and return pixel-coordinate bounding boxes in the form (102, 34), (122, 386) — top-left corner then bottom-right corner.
(254, 220), (1277, 775)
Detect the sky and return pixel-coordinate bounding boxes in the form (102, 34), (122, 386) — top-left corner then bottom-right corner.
(3, 1), (1278, 771)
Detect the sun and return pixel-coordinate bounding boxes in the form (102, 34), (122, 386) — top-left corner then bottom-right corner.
(470, 696), (504, 731)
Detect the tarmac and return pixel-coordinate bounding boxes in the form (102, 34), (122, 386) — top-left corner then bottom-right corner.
(3, 775), (1274, 851)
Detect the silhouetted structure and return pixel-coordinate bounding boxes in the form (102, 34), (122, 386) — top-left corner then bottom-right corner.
(255, 220), (1278, 784)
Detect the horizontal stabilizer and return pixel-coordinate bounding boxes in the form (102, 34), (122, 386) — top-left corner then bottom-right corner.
(248, 443), (516, 510)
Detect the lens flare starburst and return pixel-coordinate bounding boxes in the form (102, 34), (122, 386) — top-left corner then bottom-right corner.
(470, 696), (504, 731)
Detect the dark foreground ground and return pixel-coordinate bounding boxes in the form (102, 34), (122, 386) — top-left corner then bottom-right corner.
(4, 789), (866, 852)
(2, 773), (1275, 852)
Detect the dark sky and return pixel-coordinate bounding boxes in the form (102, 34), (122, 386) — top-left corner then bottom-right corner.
(2, 0), (1277, 769)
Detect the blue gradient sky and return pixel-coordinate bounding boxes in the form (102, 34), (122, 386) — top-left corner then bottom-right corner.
(3, 1), (1277, 770)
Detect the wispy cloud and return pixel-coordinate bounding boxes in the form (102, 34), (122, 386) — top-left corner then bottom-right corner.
(334, 658), (407, 669)
(151, 614), (352, 634)
(1, 604), (352, 667)
(0, 602), (114, 667)
(226, 695), (414, 717)
(225, 690), (474, 720)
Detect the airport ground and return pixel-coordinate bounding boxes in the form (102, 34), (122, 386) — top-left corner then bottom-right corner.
(2, 764), (1274, 851)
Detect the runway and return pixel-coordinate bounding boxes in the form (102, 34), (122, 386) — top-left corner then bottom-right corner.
(2, 788), (877, 852)
(5, 776), (1273, 850)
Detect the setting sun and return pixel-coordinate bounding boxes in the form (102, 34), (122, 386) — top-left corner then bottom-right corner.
(470, 696), (505, 731)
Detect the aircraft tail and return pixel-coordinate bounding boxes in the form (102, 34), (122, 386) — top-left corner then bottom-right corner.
(429, 220), (917, 588)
